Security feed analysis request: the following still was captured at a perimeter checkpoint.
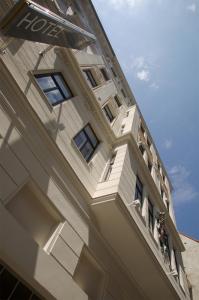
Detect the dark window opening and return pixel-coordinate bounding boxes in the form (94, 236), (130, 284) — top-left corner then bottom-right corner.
(114, 95), (121, 107)
(83, 69), (97, 88)
(135, 176), (143, 207)
(73, 124), (99, 162)
(148, 199), (154, 232)
(0, 264), (42, 300)
(100, 68), (109, 81)
(103, 105), (114, 123)
(147, 137), (151, 148)
(121, 89), (126, 98)
(111, 67), (117, 77)
(140, 124), (145, 135)
(139, 145), (145, 155)
(148, 161), (152, 173)
(35, 73), (73, 106)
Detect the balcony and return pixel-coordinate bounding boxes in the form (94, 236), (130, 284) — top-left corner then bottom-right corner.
(92, 145), (187, 300)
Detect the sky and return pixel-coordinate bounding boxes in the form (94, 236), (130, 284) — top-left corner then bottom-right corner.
(93, 0), (199, 239)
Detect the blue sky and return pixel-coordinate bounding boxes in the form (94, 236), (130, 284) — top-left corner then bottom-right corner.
(93, 0), (199, 239)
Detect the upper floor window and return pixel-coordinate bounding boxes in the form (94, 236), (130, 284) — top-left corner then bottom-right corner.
(135, 176), (143, 206)
(121, 88), (126, 98)
(147, 137), (151, 148)
(140, 124), (145, 135)
(73, 124), (99, 162)
(111, 67), (117, 78)
(35, 73), (73, 106)
(162, 173), (166, 182)
(139, 145), (145, 155)
(103, 104), (114, 123)
(100, 68), (109, 81)
(148, 161), (152, 173)
(148, 199), (154, 232)
(83, 69), (98, 88)
(114, 95), (121, 107)
(161, 188), (164, 200)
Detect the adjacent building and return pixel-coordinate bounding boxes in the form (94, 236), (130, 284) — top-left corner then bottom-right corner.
(180, 233), (199, 300)
(0, 0), (192, 299)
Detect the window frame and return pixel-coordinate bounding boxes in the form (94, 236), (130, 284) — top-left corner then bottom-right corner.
(103, 104), (114, 123)
(114, 95), (122, 107)
(135, 176), (143, 207)
(100, 68), (109, 82)
(83, 69), (98, 88)
(111, 67), (117, 78)
(121, 88), (126, 98)
(139, 144), (145, 155)
(73, 124), (99, 162)
(34, 72), (73, 106)
(148, 161), (152, 173)
(148, 199), (154, 232)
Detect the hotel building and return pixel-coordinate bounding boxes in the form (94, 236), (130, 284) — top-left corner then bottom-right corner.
(0, 1), (191, 299)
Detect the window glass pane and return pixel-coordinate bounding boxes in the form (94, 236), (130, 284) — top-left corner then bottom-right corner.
(0, 269), (18, 299)
(45, 89), (64, 105)
(54, 74), (72, 99)
(36, 76), (56, 90)
(10, 282), (32, 300)
(74, 131), (87, 149)
(84, 126), (98, 147)
(83, 70), (97, 88)
(81, 142), (93, 161)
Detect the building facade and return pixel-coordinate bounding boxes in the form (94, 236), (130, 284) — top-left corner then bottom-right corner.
(180, 234), (199, 300)
(0, 1), (191, 299)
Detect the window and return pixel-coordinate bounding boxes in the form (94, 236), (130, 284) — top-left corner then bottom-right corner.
(140, 124), (145, 135)
(83, 69), (97, 88)
(147, 137), (151, 148)
(164, 234), (171, 262)
(103, 104), (114, 123)
(121, 88), (126, 98)
(35, 73), (73, 106)
(162, 173), (166, 182)
(111, 67), (117, 77)
(148, 199), (154, 232)
(161, 188), (164, 200)
(0, 263), (42, 300)
(100, 68), (109, 81)
(114, 95), (121, 107)
(135, 176), (143, 206)
(73, 124), (99, 162)
(148, 161), (152, 173)
(166, 200), (170, 211)
(139, 145), (145, 155)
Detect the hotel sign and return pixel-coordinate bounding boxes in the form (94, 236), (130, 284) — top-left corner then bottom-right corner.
(0, 0), (96, 49)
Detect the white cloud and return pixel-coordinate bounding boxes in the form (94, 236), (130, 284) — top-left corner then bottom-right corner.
(107, 0), (144, 9)
(163, 139), (173, 149)
(136, 69), (150, 81)
(130, 56), (159, 88)
(131, 56), (146, 69)
(150, 82), (159, 90)
(187, 3), (196, 12)
(169, 165), (198, 205)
